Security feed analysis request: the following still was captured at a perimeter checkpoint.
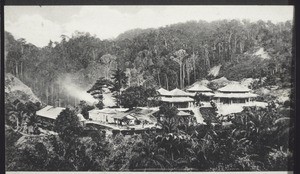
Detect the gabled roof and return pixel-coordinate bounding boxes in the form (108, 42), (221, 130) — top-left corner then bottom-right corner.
(200, 92), (215, 97)
(169, 88), (193, 96)
(214, 92), (258, 98)
(36, 105), (65, 120)
(36, 105), (86, 121)
(160, 96), (194, 102)
(217, 84), (251, 93)
(187, 84), (213, 92)
(157, 88), (171, 96)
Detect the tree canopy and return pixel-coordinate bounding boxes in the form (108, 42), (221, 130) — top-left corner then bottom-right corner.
(4, 19), (294, 107)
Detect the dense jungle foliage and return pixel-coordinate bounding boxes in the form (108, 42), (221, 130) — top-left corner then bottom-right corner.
(5, 99), (294, 171)
(5, 19), (294, 171)
(5, 19), (294, 107)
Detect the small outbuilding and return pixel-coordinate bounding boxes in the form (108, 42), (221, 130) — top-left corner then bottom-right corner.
(36, 105), (86, 129)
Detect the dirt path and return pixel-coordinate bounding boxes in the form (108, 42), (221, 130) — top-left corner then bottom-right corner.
(191, 107), (204, 124)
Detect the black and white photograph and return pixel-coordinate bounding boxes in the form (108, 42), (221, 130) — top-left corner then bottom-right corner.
(4, 5), (295, 172)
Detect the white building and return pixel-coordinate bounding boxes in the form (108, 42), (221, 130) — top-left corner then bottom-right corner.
(88, 108), (127, 123)
(213, 84), (258, 105)
(155, 88), (195, 108)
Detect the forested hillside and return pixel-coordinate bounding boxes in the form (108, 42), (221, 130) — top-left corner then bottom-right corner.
(5, 19), (294, 107)
(4, 18), (295, 172)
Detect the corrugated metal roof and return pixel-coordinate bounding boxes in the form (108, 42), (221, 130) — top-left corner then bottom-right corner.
(187, 84), (213, 92)
(169, 88), (193, 97)
(201, 92), (215, 97)
(214, 92), (258, 98)
(36, 105), (65, 120)
(218, 84), (251, 92)
(36, 105), (86, 121)
(161, 96), (194, 102)
(157, 88), (171, 96)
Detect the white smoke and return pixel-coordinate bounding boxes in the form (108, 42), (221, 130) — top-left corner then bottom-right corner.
(58, 74), (98, 105)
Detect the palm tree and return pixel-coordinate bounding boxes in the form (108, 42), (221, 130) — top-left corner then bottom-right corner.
(155, 103), (179, 133)
(124, 134), (172, 171)
(5, 101), (30, 132)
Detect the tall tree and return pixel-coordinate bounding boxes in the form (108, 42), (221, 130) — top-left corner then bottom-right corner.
(171, 49), (188, 89)
(54, 108), (83, 142)
(111, 68), (128, 106)
(101, 54), (117, 79)
(87, 77), (113, 109)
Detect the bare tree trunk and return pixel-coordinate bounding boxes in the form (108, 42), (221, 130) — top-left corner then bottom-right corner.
(20, 62), (23, 79)
(194, 66), (196, 82)
(128, 70), (131, 87)
(183, 64), (185, 88)
(187, 66), (190, 85)
(165, 74), (169, 90)
(205, 47), (210, 69)
(15, 61), (18, 77)
(51, 83), (54, 105)
(15, 115), (19, 131)
(219, 43), (224, 64)
(92, 50), (96, 61)
(234, 34), (237, 54)
(46, 86), (49, 104)
(175, 73), (179, 88)
(193, 54), (197, 81)
(218, 42), (221, 62)
(157, 71), (161, 87)
(240, 41), (244, 53)
(228, 32), (233, 60)
(179, 63), (182, 89)
(58, 82), (60, 107)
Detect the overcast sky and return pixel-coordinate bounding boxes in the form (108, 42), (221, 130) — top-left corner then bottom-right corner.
(5, 6), (294, 47)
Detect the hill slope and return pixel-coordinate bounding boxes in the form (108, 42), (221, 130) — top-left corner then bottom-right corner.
(5, 73), (40, 103)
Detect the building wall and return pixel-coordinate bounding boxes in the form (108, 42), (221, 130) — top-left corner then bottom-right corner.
(216, 97), (250, 104)
(89, 112), (115, 123)
(163, 101), (194, 108)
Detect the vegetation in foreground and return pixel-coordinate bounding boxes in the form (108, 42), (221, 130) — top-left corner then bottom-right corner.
(4, 18), (294, 171)
(5, 99), (294, 171)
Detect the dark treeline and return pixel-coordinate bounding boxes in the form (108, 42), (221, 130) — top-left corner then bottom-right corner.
(5, 19), (293, 106)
